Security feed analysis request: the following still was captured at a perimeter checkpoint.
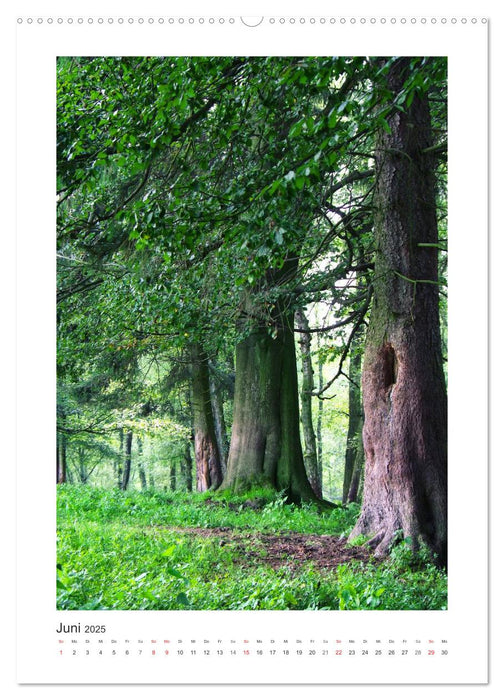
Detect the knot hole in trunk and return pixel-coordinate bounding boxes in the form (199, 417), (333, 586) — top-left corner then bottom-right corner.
(381, 343), (397, 389)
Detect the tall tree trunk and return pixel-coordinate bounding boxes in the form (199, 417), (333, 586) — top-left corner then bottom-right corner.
(66, 463), (75, 484)
(316, 343), (324, 485)
(121, 430), (133, 491)
(182, 440), (193, 492)
(56, 434), (61, 484)
(170, 461), (177, 491)
(190, 344), (223, 491)
(209, 371), (229, 474)
(220, 266), (320, 504)
(347, 415), (364, 503)
(350, 59), (447, 566)
(137, 436), (147, 489)
(295, 308), (322, 498)
(342, 329), (363, 504)
(57, 432), (67, 484)
(77, 445), (88, 483)
(117, 428), (124, 489)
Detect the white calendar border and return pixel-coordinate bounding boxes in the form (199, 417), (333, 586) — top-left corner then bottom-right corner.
(14, 6), (488, 686)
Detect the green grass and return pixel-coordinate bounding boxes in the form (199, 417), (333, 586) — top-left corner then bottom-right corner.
(57, 485), (447, 611)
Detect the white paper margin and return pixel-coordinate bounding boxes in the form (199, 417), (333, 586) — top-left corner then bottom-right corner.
(15, 14), (488, 686)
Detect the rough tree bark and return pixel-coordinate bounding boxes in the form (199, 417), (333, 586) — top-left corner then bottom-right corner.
(350, 59), (447, 566)
(220, 264), (320, 503)
(295, 308), (322, 498)
(190, 343), (223, 492)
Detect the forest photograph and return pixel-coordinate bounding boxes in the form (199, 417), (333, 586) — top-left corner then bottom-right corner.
(56, 55), (448, 611)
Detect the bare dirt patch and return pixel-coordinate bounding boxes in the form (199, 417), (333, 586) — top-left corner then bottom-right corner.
(164, 527), (377, 571)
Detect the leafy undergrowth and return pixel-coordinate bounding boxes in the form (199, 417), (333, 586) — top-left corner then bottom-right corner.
(57, 485), (447, 611)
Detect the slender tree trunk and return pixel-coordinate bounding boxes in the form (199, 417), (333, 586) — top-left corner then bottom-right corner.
(350, 59), (447, 566)
(347, 415), (364, 503)
(121, 430), (133, 491)
(77, 445), (88, 483)
(117, 428), (124, 489)
(295, 308), (322, 498)
(170, 462), (177, 491)
(182, 440), (193, 492)
(61, 437), (67, 484)
(66, 463), (75, 484)
(342, 329), (363, 504)
(56, 434), (61, 484)
(57, 433), (67, 484)
(190, 343), (223, 491)
(209, 371), (229, 473)
(137, 436), (147, 489)
(316, 346), (324, 484)
(220, 265), (320, 504)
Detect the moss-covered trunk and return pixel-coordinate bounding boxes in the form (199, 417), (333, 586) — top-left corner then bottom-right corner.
(221, 272), (319, 503)
(350, 59), (447, 566)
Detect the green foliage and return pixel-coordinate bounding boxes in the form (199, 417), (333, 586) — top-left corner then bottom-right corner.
(56, 57), (447, 519)
(57, 485), (353, 533)
(346, 533), (371, 547)
(57, 487), (447, 611)
(335, 542), (447, 611)
(57, 56), (384, 368)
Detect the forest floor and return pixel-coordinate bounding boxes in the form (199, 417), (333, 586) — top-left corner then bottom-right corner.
(165, 526), (375, 571)
(57, 486), (447, 611)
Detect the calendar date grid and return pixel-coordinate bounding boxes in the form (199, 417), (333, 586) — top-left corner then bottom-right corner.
(57, 636), (449, 658)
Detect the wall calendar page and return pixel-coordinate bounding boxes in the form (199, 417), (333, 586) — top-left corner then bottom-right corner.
(14, 2), (489, 691)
